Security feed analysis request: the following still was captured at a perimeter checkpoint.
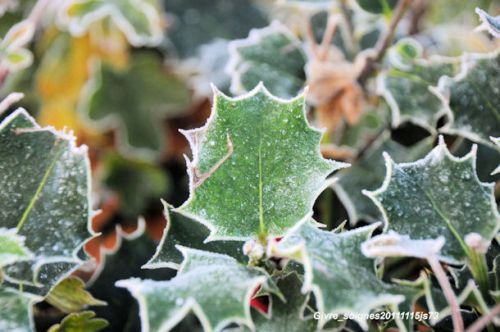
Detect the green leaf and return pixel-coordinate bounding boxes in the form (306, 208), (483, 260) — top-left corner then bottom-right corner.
(0, 20), (34, 72)
(45, 277), (106, 313)
(355, 0), (398, 14)
(59, 0), (162, 47)
(364, 137), (500, 263)
(0, 228), (32, 268)
(144, 201), (245, 269)
(102, 153), (170, 217)
(379, 52), (459, 132)
(491, 136), (500, 175)
(0, 287), (37, 332)
(177, 85), (345, 240)
(117, 247), (270, 332)
(269, 221), (421, 330)
(81, 52), (190, 159)
(0, 109), (94, 290)
(87, 219), (176, 332)
(475, 7), (500, 38)
(227, 22), (306, 98)
(434, 51), (500, 147)
(251, 273), (317, 332)
(163, 0), (268, 58)
(48, 311), (108, 332)
(334, 132), (433, 224)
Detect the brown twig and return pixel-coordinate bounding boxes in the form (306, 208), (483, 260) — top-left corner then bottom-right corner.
(357, 0), (413, 84)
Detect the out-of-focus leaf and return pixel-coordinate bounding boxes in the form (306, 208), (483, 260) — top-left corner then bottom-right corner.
(59, 0), (163, 47)
(102, 153), (170, 218)
(0, 0), (18, 17)
(45, 277), (106, 313)
(163, 0), (268, 58)
(0, 228), (32, 268)
(178, 85), (345, 240)
(0, 20), (34, 71)
(0, 288), (37, 332)
(434, 51), (500, 147)
(87, 220), (176, 332)
(48, 311), (108, 332)
(227, 21), (306, 98)
(355, 0), (398, 14)
(81, 52), (191, 159)
(0, 109), (94, 292)
(364, 137), (500, 263)
(144, 202), (245, 269)
(475, 7), (500, 38)
(334, 132), (433, 224)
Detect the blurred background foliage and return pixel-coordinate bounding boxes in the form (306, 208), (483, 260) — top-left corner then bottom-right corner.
(0, 0), (498, 331)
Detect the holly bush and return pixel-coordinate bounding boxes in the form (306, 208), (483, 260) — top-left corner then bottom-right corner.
(0, 0), (499, 332)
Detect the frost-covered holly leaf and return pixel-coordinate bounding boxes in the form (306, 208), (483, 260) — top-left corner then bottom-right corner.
(334, 132), (433, 224)
(87, 220), (176, 332)
(475, 7), (500, 38)
(58, 0), (163, 47)
(0, 228), (32, 267)
(0, 109), (94, 290)
(144, 202), (245, 269)
(269, 221), (420, 330)
(102, 153), (170, 218)
(227, 22), (306, 98)
(0, 288), (37, 332)
(45, 277), (106, 313)
(379, 53), (459, 132)
(48, 311), (108, 332)
(251, 273), (317, 332)
(434, 51), (500, 147)
(163, 0), (268, 58)
(178, 85), (344, 240)
(364, 137), (500, 263)
(117, 247), (271, 332)
(82, 52), (190, 159)
(0, 20), (34, 72)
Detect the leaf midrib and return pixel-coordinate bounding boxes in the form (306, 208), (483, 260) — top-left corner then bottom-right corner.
(16, 140), (64, 232)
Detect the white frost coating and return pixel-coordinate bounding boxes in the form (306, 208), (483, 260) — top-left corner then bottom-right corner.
(226, 20), (305, 96)
(87, 218), (147, 285)
(431, 50), (500, 148)
(0, 228), (33, 267)
(377, 54), (459, 133)
(361, 231), (445, 259)
(475, 7), (500, 38)
(490, 136), (500, 175)
(176, 83), (347, 242)
(0, 92), (24, 116)
(57, 0), (162, 47)
(118, 247), (266, 332)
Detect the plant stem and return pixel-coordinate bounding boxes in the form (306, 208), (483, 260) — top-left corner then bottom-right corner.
(468, 251), (491, 302)
(466, 303), (500, 332)
(357, 0), (413, 84)
(427, 256), (464, 332)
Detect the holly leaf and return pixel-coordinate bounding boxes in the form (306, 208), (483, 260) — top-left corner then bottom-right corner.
(48, 311), (108, 332)
(227, 22), (306, 98)
(163, 0), (268, 58)
(475, 7), (500, 38)
(81, 52), (190, 159)
(434, 51), (500, 147)
(0, 20), (34, 72)
(144, 201), (245, 269)
(0, 228), (32, 268)
(0, 109), (94, 290)
(355, 0), (398, 14)
(117, 247), (270, 332)
(177, 85), (345, 240)
(334, 132), (433, 224)
(269, 221), (421, 330)
(363, 137), (499, 263)
(251, 273), (317, 332)
(58, 0), (163, 47)
(45, 277), (106, 313)
(0, 288), (37, 332)
(379, 51), (459, 132)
